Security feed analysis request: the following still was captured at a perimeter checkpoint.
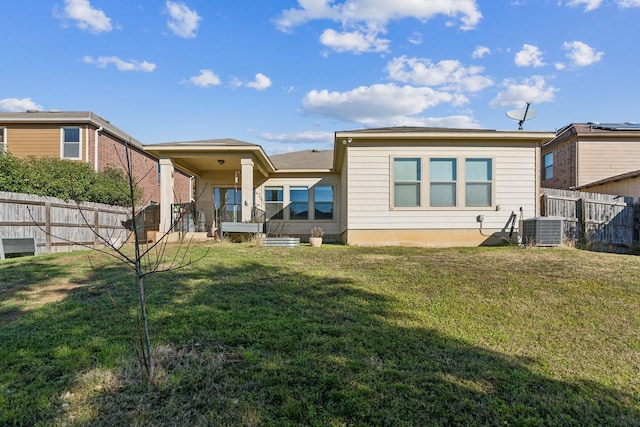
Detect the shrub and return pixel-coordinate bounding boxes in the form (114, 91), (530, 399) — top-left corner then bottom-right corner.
(0, 153), (139, 206)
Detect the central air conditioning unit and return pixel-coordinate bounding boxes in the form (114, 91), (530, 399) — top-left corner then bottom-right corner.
(520, 217), (563, 246)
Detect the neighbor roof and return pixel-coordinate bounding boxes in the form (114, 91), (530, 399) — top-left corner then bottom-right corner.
(0, 110), (145, 149)
(269, 149), (333, 171)
(544, 122), (640, 148)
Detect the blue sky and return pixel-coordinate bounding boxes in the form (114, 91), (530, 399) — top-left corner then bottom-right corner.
(2, 0), (639, 154)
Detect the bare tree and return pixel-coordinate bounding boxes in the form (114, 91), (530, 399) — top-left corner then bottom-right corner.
(30, 141), (205, 383)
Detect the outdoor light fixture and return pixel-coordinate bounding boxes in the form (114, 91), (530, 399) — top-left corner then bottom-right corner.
(217, 159), (225, 165)
(342, 138), (353, 145)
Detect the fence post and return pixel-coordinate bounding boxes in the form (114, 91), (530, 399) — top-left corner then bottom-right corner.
(578, 197), (586, 247)
(45, 201), (51, 254)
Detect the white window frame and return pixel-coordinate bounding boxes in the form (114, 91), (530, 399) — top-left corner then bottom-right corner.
(429, 158), (458, 208)
(391, 157), (422, 209)
(390, 155), (496, 210)
(0, 127), (6, 154)
(464, 158), (493, 208)
(60, 127), (82, 160)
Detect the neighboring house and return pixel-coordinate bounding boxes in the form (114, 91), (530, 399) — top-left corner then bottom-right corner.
(541, 122), (640, 195)
(146, 127), (554, 247)
(0, 111), (192, 205)
(577, 169), (640, 202)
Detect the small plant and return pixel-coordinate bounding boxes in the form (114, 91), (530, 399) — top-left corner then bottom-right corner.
(310, 226), (324, 238)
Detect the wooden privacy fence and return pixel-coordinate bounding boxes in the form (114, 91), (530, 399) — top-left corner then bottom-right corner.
(541, 188), (639, 253)
(0, 191), (130, 255)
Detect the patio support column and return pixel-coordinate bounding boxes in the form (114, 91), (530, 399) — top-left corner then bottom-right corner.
(241, 158), (254, 222)
(159, 157), (175, 233)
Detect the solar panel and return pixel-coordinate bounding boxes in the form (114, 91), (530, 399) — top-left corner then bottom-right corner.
(591, 122), (640, 131)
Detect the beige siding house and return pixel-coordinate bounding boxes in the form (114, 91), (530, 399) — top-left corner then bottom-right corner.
(541, 123), (640, 192)
(335, 128), (554, 246)
(147, 127), (554, 247)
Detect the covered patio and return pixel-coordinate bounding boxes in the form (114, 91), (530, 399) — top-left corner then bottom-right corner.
(144, 139), (276, 238)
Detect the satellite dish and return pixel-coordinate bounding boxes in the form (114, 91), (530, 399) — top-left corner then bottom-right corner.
(507, 102), (537, 130)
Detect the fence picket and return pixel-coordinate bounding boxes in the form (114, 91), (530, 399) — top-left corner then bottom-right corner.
(541, 188), (637, 253)
(0, 191), (130, 255)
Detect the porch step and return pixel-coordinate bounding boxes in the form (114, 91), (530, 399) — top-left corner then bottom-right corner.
(260, 237), (300, 247)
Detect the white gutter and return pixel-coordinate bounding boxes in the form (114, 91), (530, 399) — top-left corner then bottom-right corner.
(94, 126), (103, 171)
(85, 126), (89, 163)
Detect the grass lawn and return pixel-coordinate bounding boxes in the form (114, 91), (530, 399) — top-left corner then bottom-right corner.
(1, 243), (639, 426)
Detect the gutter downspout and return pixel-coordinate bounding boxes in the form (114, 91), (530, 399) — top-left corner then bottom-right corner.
(85, 126), (89, 164)
(94, 126), (103, 172)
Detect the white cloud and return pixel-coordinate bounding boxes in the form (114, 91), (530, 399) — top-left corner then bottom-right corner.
(0, 98), (43, 112)
(83, 56), (156, 72)
(275, 0), (483, 35)
(386, 56), (493, 93)
(56, 0), (112, 33)
(565, 0), (603, 11)
(562, 41), (604, 67)
(490, 76), (557, 108)
(514, 44), (546, 67)
(184, 69), (221, 87)
(618, 0), (640, 6)
(408, 32), (423, 45)
(246, 73), (273, 91)
(260, 131), (334, 144)
(472, 45), (491, 59)
(302, 83), (456, 126)
(319, 29), (390, 53)
(166, 1), (201, 38)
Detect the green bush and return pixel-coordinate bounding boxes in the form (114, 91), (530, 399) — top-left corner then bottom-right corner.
(0, 153), (139, 206)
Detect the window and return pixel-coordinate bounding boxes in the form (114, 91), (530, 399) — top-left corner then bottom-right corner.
(543, 152), (553, 180)
(0, 128), (5, 153)
(465, 159), (492, 207)
(289, 186), (309, 220)
(393, 158), (421, 207)
(314, 185), (334, 220)
(430, 158), (457, 207)
(61, 127), (81, 159)
(265, 186), (284, 220)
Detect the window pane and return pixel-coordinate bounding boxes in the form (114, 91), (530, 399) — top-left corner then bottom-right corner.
(430, 183), (456, 207)
(466, 159), (491, 181)
(63, 143), (80, 158)
(315, 203), (333, 219)
(314, 185), (333, 202)
(430, 159), (456, 181)
(395, 183), (420, 207)
(394, 158), (421, 181)
(265, 187), (283, 202)
(466, 183), (491, 207)
(63, 127), (80, 143)
(0, 128), (4, 143)
(543, 153), (553, 179)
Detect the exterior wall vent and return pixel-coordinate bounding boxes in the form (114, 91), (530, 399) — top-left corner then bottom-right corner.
(521, 217), (563, 247)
